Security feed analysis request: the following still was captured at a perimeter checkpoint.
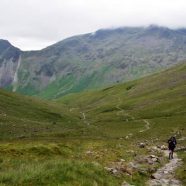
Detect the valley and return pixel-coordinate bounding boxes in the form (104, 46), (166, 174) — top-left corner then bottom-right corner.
(0, 62), (185, 185)
(1, 0), (186, 184)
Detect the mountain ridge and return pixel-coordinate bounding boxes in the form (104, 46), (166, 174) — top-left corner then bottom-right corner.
(1, 25), (186, 98)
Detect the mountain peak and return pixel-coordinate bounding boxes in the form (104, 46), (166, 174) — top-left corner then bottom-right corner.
(0, 39), (12, 50)
(0, 39), (21, 62)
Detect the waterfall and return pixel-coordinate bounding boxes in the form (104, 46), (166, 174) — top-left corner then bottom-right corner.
(12, 55), (21, 92)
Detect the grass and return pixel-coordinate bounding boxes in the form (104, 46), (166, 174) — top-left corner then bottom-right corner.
(59, 62), (186, 140)
(0, 139), (163, 186)
(176, 151), (186, 185)
(0, 88), (89, 140)
(0, 62), (185, 185)
(58, 62), (186, 184)
(0, 158), (119, 186)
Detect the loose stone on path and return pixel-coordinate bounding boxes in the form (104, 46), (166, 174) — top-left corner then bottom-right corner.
(148, 151), (182, 186)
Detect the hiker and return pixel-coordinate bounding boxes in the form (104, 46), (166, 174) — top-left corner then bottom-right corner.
(167, 136), (177, 159)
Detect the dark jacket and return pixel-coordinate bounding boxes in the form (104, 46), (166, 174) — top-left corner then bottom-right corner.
(168, 137), (177, 150)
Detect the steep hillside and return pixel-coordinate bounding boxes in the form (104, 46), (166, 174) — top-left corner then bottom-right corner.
(0, 89), (83, 140)
(60, 62), (186, 140)
(1, 26), (186, 98)
(0, 40), (21, 88)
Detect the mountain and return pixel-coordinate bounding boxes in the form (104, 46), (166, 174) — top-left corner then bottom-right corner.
(1, 26), (186, 98)
(0, 39), (21, 88)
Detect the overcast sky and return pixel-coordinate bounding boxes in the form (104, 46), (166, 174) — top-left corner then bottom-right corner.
(0, 0), (186, 50)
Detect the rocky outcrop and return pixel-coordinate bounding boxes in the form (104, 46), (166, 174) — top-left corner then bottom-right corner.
(0, 40), (21, 88)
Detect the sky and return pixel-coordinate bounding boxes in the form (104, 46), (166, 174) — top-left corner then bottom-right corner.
(0, 0), (186, 50)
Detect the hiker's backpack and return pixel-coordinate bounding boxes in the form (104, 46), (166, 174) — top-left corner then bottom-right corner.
(168, 137), (176, 148)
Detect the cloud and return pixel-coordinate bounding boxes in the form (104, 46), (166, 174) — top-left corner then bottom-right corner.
(0, 0), (186, 50)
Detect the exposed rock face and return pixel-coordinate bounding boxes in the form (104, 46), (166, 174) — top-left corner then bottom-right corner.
(0, 40), (21, 88)
(1, 26), (186, 98)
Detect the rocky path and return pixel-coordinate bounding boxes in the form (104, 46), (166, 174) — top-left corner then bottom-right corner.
(148, 151), (182, 186)
(115, 97), (135, 121)
(139, 119), (150, 133)
(69, 108), (90, 125)
(80, 111), (90, 125)
(115, 97), (151, 133)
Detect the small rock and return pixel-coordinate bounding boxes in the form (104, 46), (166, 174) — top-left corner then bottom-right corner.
(160, 145), (167, 150)
(119, 165), (135, 175)
(152, 157), (158, 162)
(148, 167), (156, 173)
(139, 143), (145, 148)
(151, 173), (161, 179)
(147, 159), (154, 165)
(104, 167), (112, 171)
(121, 181), (134, 186)
(112, 169), (118, 174)
(138, 168), (148, 175)
(162, 179), (169, 184)
(128, 162), (138, 169)
(104, 167), (118, 175)
(150, 155), (156, 158)
(86, 150), (93, 155)
(163, 170), (168, 174)
(126, 150), (134, 153)
(170, 179), (180, 185)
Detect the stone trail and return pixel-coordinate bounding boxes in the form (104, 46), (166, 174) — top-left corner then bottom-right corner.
(148, 151), (182, 186)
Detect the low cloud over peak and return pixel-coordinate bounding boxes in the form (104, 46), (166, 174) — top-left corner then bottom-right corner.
(0, 0), (186, 50)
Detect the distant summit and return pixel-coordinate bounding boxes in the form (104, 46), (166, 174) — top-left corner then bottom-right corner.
(0, 39), (20, 61)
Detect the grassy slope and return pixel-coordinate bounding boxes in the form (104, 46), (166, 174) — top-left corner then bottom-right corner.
(0, 90), (125, 185)
(59, 62), (186, 185)
(0, 63), (185, 186)
(0, 89), (84, 140)
(59, 62), (186, 141)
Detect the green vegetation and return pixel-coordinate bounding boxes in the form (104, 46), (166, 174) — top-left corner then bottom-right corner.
(59, 62), (186, 141)
(176, 151), (186, 185)
(0, 139), (164, 186)
(0, 89), (82, 140)
(0, 141), (120, 186)
(0, 63), (185, 185)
